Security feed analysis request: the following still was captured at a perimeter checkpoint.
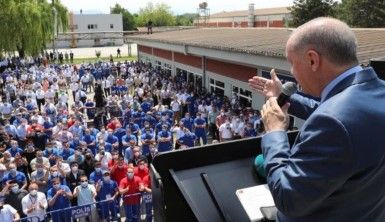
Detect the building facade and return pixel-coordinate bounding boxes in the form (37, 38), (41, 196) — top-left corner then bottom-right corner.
(53, 14), (124, 48)
(128, 28), (385, 128)
(196, 6), (291, 28)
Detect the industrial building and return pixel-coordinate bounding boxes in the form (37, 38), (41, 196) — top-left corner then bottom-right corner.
(52, 14), (124, 48)
(127, 28), (385, 127)
(195, 4), (291, 28)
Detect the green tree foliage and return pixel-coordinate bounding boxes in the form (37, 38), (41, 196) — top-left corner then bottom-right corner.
(288, 0), (337, 27)
(176, 13), (197, 26)
(0, 0), (68, 57)
(110, 3), (136, 31)
(338, 0), (385, 28)
(135, 2), (176, 27)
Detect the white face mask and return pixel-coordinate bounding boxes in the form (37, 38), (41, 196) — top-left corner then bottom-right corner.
(139, 165), (145, 170)
(30, 190), (38, 196)
(11, 185), (19, 193)
(127, 172), (134, 179)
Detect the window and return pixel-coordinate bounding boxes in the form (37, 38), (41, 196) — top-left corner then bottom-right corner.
(233, 86), (252, 107)
(209, 78), (225, 96)
(87, 24), (98, 30)
(164, 63), (172, 70)
(110, 24), (114, 29)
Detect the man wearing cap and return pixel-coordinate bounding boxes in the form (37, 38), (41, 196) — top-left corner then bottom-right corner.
(96, 170), (119, 221)
(21, 182), (47, 222)
(119, 167), (141, 222)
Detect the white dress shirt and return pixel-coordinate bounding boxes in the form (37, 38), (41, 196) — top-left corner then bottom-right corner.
(22, 192), (48, 222)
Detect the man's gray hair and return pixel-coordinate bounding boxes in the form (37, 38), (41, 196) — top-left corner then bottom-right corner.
(290, 17), (358, 66)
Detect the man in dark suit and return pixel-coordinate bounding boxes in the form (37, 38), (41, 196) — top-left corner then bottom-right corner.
(65, 161), (85, 192)
(249, 17), (385, 221)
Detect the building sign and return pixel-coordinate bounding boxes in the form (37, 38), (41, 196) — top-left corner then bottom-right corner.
(71, 205), (92, 219)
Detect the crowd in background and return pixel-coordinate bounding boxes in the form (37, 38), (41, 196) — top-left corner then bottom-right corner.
(0, 56), (264, 222)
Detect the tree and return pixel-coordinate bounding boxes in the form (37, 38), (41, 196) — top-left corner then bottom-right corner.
(338, 0), (385, 28)
(176, 13), (197, 26)
(0, 0), (68, 57)
(288, 0), (337, 27)
(110, 3), (136, 31)
(135, 2), (176, 27)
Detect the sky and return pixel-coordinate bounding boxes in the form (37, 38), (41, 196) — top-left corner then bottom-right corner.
(59, 0), (294, 15)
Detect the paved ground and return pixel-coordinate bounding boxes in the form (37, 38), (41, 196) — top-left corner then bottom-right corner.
(54, 44), (138, 58)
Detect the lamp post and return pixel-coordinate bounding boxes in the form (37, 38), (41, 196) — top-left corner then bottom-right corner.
(52, 0), (57, 55)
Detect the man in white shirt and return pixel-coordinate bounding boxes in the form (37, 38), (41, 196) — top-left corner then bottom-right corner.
(70, 82), (79, 101)
(36, 87), (45, 111)
(71, 72), (79, 83)
(95, 148), (112, 170)
(170, 98), (181, 124)
(0, 200), (20, 222)
(58, 91), (69, 106)
(102, 79), (111, 96)
(231, 117), (245, 139)
(219, 119), (234, 142)
(45, 88), (55, 102)
(81, 73), (90, 92)
(75, 89), (87, 104)
(21, 182), (47, 222)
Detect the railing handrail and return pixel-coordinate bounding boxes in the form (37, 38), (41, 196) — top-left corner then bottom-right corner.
(20, 192), (145, 221)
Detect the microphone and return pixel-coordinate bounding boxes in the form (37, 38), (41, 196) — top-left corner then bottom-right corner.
(277, 82), (298, 107)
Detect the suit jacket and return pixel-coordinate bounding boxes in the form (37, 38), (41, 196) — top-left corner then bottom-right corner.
(262, 68), (385, 222)
(65, 170), (85, 191)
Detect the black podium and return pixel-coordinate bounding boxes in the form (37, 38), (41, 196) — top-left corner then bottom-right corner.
(150, 131), (298, 222)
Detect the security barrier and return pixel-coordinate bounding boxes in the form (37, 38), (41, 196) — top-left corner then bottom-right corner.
(19, 192), (151, 222)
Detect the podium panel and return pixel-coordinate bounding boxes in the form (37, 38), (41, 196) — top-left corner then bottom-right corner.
(150, 131), (298, 222)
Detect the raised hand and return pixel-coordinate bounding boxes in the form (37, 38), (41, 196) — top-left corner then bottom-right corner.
(248, 69), (283, 98)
